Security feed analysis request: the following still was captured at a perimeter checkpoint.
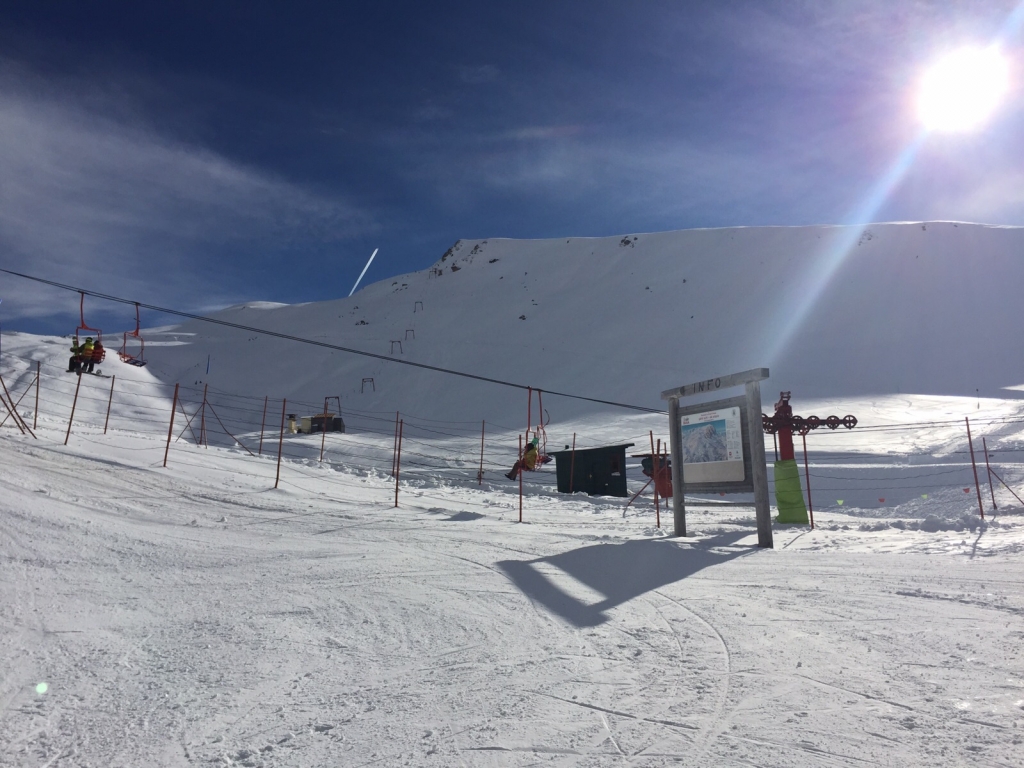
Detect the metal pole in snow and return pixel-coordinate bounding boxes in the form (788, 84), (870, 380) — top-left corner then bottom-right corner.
(1, 391), (26, 435)
(162, 383), (179, 466)
(649, 431), (659, 523)
(477, 420), (485, 485)
(199, 384), (208, 447)
(274, 398), (286, 489)
(391, 411), (399, 477)
(63, 373), (84, 445)
(103, 375), (115, 434)
(319, 397), (328, 462)
(518, 433), (523, 523)
(803, 432), (814, 529)
(983, 436), (997, 511)
(394, 419), (404, 507)
(34, 361), (40, 430)
(569, 433), (576, 494)
(258, 396), (268, 455)
(965, 417), (985, 519)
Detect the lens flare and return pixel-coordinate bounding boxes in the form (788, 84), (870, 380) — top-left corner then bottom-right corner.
(918, 47), (1010, 132)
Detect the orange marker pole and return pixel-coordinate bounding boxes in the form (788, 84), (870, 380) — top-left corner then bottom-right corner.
(274, 398), (286, 489)
(162, 383), (179, 466)
(103, 375), (115, 434)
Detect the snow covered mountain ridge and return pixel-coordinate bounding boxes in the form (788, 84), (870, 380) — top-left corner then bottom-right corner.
(123, 220), (1024, 424)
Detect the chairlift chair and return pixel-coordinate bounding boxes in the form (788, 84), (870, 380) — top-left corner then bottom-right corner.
(74, 292), (105, 362)
(118, 302), (147, 367)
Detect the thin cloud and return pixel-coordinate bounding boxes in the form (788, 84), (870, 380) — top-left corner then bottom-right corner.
(459, 64), (500, 84)
(0, 66), (377, 324)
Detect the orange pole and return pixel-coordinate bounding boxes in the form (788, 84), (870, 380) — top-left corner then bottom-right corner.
(103, 375), (115, 434)
(394, 419), (404, 507)
(33, 361), (40, 430)
(162, 383), (179, 466)
(803, 432), (814, 529)
(650, 431), (659, 522)
(258, 395), (268, 455)
(319, 397), (328, 462)
(518, 433), (523, 523)
(391, 411), (400, 476)
(569, 433), (576, 494)
(63, 372), (83, 444)
(965, 417), (985, 519)
(199, 384), (209, 447)
(477, 420), (485, 485)
(983, 437), (997, 511)
(274, 398), (287, 488)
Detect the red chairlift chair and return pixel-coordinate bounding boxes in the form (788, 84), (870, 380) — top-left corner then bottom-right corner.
(74, 292), (106, 362)
(118, 302), (147, 367)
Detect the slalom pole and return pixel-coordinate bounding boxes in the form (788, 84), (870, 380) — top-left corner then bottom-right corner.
(162, 383), (179, 466)
(983, 437), (997, 511)
(569, 433), (576, 494)
(34, 361), (40, 430)
(518, 433), (523, 523)
(394, 419), (404, 507)
(103, 375), (115, 434)
(258, 395), (268, 455)
(803, 432), (814, 528)
(965, 417), (985, 519)
(319, 397), (328, 462)
(477, 420), (485, 485)
(274, 398), (286, 489)
(391, 411), (399, 477)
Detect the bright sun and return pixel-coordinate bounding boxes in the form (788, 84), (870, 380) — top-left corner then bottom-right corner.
(918, 47), (1010, 132)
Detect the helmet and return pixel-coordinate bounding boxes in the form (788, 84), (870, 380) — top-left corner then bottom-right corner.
(85, 337), (93, 342)
(531, 436), (539, 446)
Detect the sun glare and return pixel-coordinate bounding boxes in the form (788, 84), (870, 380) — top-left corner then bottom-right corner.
(918, 47), (1010, 132)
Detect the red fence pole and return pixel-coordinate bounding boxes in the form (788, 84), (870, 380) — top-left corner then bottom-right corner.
(527, 387), (532, 442)
(477, 420), (485, 485)
(518, 433), (524, 523)
(0, 374), (32, 437)
(63, 373), (83, 445)
(649, 431), (659, 522)
(391, 411), (400, 477)
(394, 419), (404, 507)
(33, 361), (40, 430)
(258, 395), (268, 455)
(274, 398), (286, 489)
(103, 375), (115, 434)
(319, 397), (328, 462)
(803, 432), (814, 529)
(569, 433), (576, 494)
(162, 383), (180, 466)
(965, 417), (985, 520)
(199, 384), (209, 447)
(982, 436), (997, 511)
(1, 391), (26, 435)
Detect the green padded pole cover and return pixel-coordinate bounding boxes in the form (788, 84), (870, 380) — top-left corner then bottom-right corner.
(774, 459), (808, 524)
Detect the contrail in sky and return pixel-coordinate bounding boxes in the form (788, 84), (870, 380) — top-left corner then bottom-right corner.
(349, 248), (379, 297)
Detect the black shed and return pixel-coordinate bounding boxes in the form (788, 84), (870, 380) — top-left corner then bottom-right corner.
(550, 443), (635, 497)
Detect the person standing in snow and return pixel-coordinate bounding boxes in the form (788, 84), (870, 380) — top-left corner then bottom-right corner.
(506, 437), (540, 480)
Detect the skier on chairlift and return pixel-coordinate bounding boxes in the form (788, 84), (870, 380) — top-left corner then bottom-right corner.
(81, 337), (96, 374)
(68, 339), (82, 373)
(506, 436), (540, 480)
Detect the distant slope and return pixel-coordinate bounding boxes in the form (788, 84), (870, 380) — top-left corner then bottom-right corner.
(136, 222), (1024, 422)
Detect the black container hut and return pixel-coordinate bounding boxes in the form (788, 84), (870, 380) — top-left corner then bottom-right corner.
(550, 443), (634, 497)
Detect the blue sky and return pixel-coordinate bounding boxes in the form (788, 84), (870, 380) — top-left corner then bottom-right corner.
(1, 1), (1022, 334)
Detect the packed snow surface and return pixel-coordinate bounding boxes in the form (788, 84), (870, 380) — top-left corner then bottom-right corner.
(3, 222), (1024, 764)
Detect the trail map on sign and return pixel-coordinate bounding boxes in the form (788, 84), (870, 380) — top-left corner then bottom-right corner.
(680, 406), (745, 483)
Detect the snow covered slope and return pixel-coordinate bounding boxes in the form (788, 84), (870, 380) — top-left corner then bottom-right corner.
(129, 221), (1024, 424)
